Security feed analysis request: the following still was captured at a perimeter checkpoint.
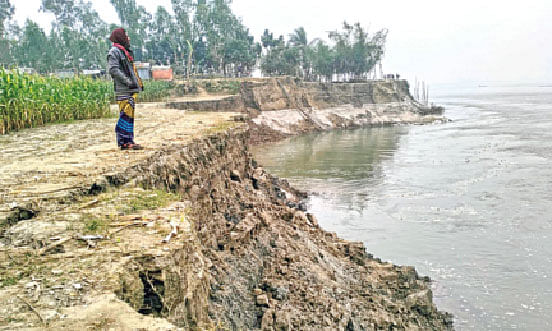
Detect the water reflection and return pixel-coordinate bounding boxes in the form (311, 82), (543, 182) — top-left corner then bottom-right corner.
(253, 126), (405, 181)
(253, 126), (407, 213)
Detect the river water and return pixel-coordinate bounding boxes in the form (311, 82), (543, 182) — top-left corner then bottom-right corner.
(252, 83), (552, 330)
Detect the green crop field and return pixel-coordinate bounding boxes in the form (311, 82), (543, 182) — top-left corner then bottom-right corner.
(0, 69), (177, 134)
(138, 80), (175, 102)
(0, 69), (111, 134)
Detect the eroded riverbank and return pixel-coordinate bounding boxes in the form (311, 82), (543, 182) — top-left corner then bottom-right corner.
(253, 84), (552, 330)
(1, 80), (452, 330)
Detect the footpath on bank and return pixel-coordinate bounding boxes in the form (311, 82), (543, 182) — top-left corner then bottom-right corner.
(0, 82), (453, 330)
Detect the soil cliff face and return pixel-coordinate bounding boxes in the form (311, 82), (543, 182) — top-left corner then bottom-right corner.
(112, 129), (453, 330)
(166, 78), (444, 144)
(158, 81), (451, 329)
(239, 78), (413, 111)
(241, 78), (443, 144)
(0, 125), (453, 330)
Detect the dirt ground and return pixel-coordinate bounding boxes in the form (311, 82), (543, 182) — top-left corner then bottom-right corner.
(0, 102), (241, 329)
(0, 102), (241, 222)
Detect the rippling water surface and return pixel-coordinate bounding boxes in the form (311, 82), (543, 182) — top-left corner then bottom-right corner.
(252, 83), (552, 330)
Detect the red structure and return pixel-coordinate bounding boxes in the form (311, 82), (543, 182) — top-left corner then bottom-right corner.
(151, 66), (173, 81)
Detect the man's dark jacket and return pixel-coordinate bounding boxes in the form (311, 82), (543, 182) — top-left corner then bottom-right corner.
(107, 46), (142, 96)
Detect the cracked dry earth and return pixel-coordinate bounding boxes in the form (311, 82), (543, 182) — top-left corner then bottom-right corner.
(0, 103), (241, 329)
(0, 103), (240, 222)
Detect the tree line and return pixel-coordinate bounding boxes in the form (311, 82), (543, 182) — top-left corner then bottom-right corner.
(261, 24), (387, 82)
(0, 0), (387, 81)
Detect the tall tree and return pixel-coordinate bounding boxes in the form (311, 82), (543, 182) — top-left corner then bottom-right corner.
(40, 0), (77, 26)
(147, 6), (177, 64)
(170, 0), (258, 76)
(326, 21), (386, 81)
(310, 40), (334, 81)
(170, 0), (193, 67)
(289, 27), (309, 78)
(45, 27), (64, 71)
(0, 0), (14, 65)
(16, 20), (49, 71)
(40, 0), (111, 69)
(261, 29), (274, 50)
(328, 22), (353, 80)
(0, 0), (14, 38)
(261, 35), (299, 77)
(191, 0), (210, 72)
(110, 0), (152, 61)
(210, 0), (258, 75)
(349, 23), (387, 80)
(76, 1), (111, 67)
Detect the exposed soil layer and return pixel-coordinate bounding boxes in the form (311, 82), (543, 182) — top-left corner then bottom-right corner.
(0, 85), (453, 330)
(166, 78), (444, 144)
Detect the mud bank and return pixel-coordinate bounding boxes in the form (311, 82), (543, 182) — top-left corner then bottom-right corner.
(167, 78), (444, 144)
(0, 105), (453, 329)
(243, 78), (444, 144)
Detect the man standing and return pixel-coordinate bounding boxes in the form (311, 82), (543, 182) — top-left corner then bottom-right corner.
(107, 28), (143, 150)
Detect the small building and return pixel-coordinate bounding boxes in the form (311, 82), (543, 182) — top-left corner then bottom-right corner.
(152, 65), (173, 81)
(136, 62), (152, 80)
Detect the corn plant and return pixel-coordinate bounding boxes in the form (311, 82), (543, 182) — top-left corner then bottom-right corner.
(0, 68), (113, 134)
(0, 68), (179, 135)
(140, 81), (175, 102)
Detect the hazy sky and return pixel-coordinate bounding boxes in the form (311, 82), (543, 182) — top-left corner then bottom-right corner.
(13, 0), (552, 84)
